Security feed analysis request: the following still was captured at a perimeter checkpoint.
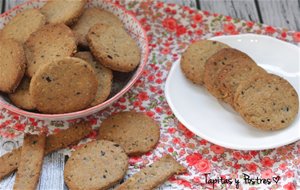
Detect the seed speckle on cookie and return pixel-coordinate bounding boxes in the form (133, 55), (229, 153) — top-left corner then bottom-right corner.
(30, 57), (98, 114)
(181, 40), (230, 85)
(98, 111), (160, 156)
(25, 23), (77, 77)
(0, 38), (26, 93)
(40, 0), (87, 26)
(87, 23), (141, 72)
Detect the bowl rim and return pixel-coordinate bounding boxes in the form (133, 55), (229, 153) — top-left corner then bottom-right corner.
(0, 0), (149, 120)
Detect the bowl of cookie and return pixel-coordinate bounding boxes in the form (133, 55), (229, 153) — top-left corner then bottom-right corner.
(0, 0), (149, 120)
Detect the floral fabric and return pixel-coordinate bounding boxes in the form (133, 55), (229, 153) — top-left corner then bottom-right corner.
(1, 1), (300, 189)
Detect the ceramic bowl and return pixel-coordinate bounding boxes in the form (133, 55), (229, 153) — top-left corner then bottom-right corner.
(0, 0), (149, 120)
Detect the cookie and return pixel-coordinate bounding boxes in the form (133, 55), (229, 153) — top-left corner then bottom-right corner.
(116, 154), (186, 190)
(204, 48), (257, 99)
(0, 9), (46, 43)
(8, 77), (36, 110)
(98, 111), (160, 156)
(72, 8), (123, 47)
(30, 57), (98, 114)
(87, 23), (141, 72)
(75, 52), (113, 106)
(40, 0), (86, 26)
(64, 140), (128, 190)
(25, 23), (77, 77)
(0, 121), (93, 180)
(45, 121), (93, 154)
(234, 74), (299, 130)
(0, 38), (26, 93)
(13, 134), (46, 190)
(217, 62), (267, 105)
(0, 148), (21, 180)
(180, 40), (230, 85)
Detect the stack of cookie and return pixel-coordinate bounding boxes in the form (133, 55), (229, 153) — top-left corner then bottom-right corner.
(181, 40), (299, 131)
(0, 0), (141, 114)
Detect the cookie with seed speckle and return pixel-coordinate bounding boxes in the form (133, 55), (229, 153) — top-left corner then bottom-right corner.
(72, 8), (123, 47)
(217, 60), (267, 106)
(204, 48), (257, 99)
(0, 121), (93, 180)
(13, 134), (46, 190)
(25, 23), (77, 77)
(40, 0), (86, 26)
(98, 111), (160, 156)
(64, 140), (128, 190)
(0, 9), (46, 43)
(180, 40), (230, 85)
(0, 38), (26, 93)
(87, 23), (141, 72)
(75, 52), (113, 106)
(116, 154), (186, 190)
(234, 74), (299, 131)
(9, 77), (36, 110)
(30, 57), (98, 114)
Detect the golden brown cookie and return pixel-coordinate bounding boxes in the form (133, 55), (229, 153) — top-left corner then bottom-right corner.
(0, 121), (93, 180)
(98, 111), (160, 156)
(13, 134), (46, 190)
(40, 0), (86, 26)
(25, 24), (77, 77)
(87, 24), (141, 72)
(116, 154), (186, 190)
(204, 48), (257, 99)
(0, 9), (46, 43)
(75, 52), (113, 106)
(0, 148), (21, 181)
(64, 140), (128, 190)
(217, 62), (267, 105)
(9, 77), (36, 110)
(234, 74), (299, 131)
(30, 57), (98, 114)
(180, 40), (230, 85)
(0, 38), (26, 93)
(45, 121), (93, 154)
(72, 8), (123, 47)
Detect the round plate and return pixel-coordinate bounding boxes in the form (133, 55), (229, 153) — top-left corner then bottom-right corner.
(165, 34), (300, 150)
(0, 0), (149, 120)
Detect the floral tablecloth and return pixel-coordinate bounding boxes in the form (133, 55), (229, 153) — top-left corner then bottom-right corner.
(1, 0), (300, 189)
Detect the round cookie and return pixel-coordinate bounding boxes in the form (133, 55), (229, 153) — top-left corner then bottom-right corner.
(40, 0), (86, 26)
(0, 9), (46, 43)
(64, 140), (128, 190)
(25, 24), (77, 77)
(218, 62), (267, 106)
(74, 52), (113, 106)
(98, 111), (160, 156)
(180, 40), (230, 85)
(72, 8), (123, 47)
(204, 48), (257, 99)
(9, 77), (36, 110)
(87, 23), (141, 72)
(234, 74), (299, 131)
(0, 39), (26, 93)
(30, 57), (98, 114)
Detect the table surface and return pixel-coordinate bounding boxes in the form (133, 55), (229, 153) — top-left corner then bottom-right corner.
(1, 0), (300, 31)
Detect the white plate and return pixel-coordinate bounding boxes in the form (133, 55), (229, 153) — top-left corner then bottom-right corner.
(165, 34), (300, 150)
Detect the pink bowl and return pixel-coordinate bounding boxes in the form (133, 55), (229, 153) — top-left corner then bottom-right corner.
(0, 0), (149, 120)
